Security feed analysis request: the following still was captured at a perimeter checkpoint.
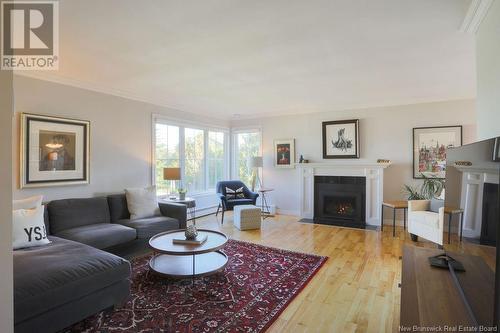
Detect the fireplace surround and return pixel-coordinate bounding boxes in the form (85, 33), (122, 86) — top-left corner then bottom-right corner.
(298, 162), (390, 227)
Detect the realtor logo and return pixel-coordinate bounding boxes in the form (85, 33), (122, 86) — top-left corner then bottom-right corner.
(1, 1), (59, 70)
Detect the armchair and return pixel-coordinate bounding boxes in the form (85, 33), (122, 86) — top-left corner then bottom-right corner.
(215, 180), (259, 224)
(408, 199), (445, 246)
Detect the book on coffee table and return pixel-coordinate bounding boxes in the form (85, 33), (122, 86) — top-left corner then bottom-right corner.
(172, 234), (208, 245)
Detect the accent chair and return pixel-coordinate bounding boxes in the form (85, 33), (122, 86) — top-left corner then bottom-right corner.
(408, 199), (445, 247)
(215, 180), (259, 224)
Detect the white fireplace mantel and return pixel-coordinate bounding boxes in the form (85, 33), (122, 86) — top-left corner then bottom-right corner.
(453, 164), (499, 238)
(298, 162), (391, 226)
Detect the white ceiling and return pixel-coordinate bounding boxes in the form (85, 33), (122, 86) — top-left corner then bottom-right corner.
(19, 0), (476, 119)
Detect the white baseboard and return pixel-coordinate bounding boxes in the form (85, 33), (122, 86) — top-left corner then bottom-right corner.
(276, 209), (300, 216)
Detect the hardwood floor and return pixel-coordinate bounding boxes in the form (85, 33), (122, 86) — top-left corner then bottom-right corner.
(195, 212), (495, 333)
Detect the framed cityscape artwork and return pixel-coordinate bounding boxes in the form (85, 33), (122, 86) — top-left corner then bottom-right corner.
(274, 139), (295, 168)
(20, 113), (90, 188)
(322, 119), (359, 159)
(413, 125), (462, 179)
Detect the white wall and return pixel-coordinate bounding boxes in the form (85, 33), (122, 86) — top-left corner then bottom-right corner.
(476, 0), (500, 140)
(12, 75), (229, 207)
(232, 100), (476, 215)
(1, 68), (14, 332)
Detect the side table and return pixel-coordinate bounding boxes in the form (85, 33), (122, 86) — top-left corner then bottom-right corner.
(444, 207), (464, 244)
(381, 200), (408, 237)
(160, 197), (196, 224)
(258, 188), (274, 219)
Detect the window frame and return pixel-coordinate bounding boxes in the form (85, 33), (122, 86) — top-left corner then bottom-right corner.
(231, 127), (263, 185)
(152, 114), (230, 196)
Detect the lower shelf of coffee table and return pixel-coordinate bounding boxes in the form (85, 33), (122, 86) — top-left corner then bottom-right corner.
(149, 251), (228, 278)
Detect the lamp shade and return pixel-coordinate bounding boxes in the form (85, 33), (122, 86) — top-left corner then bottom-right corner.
(249, 156), (263, 168)
(163, 167), (181, 180)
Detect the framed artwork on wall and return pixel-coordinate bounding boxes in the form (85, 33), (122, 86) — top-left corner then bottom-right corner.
(20, 113), (90, 188)
(412, 125), (462, 179)
(274, 139), (295, 168)
(322, 119), (359, 159)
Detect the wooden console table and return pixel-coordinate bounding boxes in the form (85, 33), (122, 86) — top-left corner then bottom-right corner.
(400, 245), (494, 330)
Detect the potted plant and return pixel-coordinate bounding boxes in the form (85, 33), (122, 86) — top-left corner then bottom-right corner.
(177, 188), (187, 200)
(402, 175), (444, 200)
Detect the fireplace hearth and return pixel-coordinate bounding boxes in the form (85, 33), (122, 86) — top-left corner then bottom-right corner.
(314, 176), (366, 228)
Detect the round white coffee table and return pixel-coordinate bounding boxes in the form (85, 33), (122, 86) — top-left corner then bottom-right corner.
(148, 229), (228, 279)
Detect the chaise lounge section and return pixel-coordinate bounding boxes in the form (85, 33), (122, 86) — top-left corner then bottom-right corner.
(14, 194), (187, 333)
(14, 236), (131, 333)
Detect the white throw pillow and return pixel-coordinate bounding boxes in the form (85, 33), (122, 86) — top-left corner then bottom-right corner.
(13, 205), (50, 250)
(13, 195), (43, 210)
(125, 186), (161, 220)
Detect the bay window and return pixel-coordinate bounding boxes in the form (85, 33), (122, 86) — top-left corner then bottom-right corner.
(153, 116), (229, 196)
(232, 129), (262, 187)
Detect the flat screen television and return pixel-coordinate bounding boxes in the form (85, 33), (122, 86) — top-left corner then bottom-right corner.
(445, 136), (500, 327)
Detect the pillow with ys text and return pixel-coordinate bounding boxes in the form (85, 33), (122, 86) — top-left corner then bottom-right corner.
(13, 205), (50, 250)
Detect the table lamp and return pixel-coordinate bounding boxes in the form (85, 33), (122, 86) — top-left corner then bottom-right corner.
(163, 167), (181, 199)
(249, 156), (263, 192)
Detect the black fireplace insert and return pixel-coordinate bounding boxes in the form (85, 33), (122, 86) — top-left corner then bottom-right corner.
(314, 176), (366, 228)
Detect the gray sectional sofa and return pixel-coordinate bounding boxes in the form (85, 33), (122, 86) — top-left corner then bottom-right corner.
(14, 194), (187, 333)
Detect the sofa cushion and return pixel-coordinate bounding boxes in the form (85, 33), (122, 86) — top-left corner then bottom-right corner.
(125, 187), (161, 220)
(411, 211), (440, 229)
(13, 195), (43, 210)
(430, 198), (444, 213)
(48, 197), (111, 234)
(226, 198), (255, 206)
(13, 206), (50, 250)
(14, 236), (131, 325)
(55, 223), (137, 249)
(118, 216), (180, 239)
(108, 194), (130, 222)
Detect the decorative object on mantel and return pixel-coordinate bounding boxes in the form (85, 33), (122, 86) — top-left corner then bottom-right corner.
(402, 175), (444, 200)
(493, 137), (500, 162)
(454, 161), (473, 166)
(322, 119), (359, 159)
(274, 139), (295, 168)
(377, 159), (391, 164)
(298, 154), (309, 164)
(20, 113), (90, 188)
(184, 224), (198, 240)
(412, 125), (462, 179)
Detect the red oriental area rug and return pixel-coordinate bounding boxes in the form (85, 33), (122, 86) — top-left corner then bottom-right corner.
(67, 239), (327, 333)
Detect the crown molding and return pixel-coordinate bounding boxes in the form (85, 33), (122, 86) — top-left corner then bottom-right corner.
(12, 71), (226, 122)
(14, 72), (476, 121)
(460, 0), (494, 34)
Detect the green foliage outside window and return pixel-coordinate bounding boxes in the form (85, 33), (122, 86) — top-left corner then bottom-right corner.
(236, 132), (260, 187)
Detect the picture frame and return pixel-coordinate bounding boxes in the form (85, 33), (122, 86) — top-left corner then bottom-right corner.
(322, 119), (359, 159)
(20, 113), (90, 188)
(412, 125), (462, 179)
(274, 139), (295, 168)
(494, 137), (500, 162)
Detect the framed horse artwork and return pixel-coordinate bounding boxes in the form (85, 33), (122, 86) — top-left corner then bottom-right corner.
(322, 119), (360, 159)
